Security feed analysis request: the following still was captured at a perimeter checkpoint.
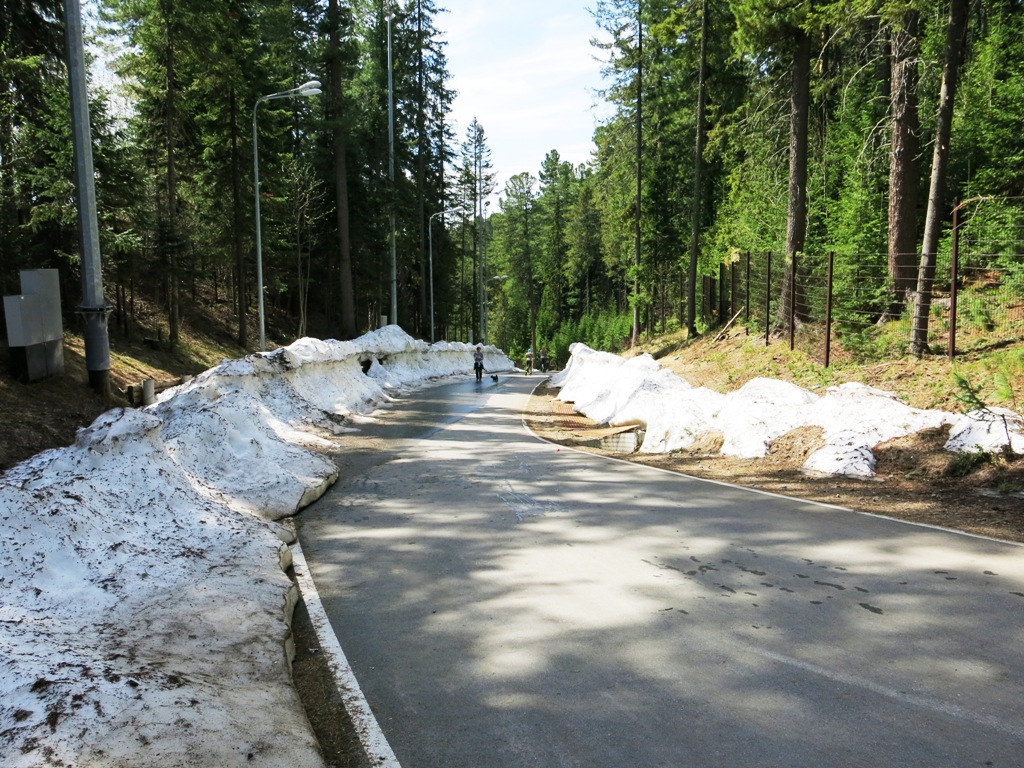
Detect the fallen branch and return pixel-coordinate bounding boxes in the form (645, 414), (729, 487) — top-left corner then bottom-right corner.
(712, 310), (745, 344)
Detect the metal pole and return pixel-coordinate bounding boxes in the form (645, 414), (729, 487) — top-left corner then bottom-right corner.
(745, 251), (750, 323)
(65, 0), (110, 397)
(825, 251), (834, 368)
(253, 101), (267, 351)
(387, 13), (397, 326)
(428, 208), (459, 343)
(477, 149), (484, 342)
(730, 258), (736, 320)
(789, 252), (797, 351)
(765, 251), (772, 347)
(252, 81), (321, 352)
(428, 215), (435, 342)
(948, 204), (960, 360)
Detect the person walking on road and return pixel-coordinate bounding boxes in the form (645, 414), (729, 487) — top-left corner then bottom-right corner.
(539, 348), (548, 373)
(473, 345), (485, 382)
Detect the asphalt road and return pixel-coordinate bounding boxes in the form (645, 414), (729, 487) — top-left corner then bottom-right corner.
(297, 373), (1024, 768)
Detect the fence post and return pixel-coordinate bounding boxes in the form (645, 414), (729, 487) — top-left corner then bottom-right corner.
(789, 252), (797, 351)
(702, 276), (708, 323)
(765, 251), (772, 347)
(745, 252), (751, 323)
(719, 261), (727, 324)
(730, 258), (737, 321)
(825, 251), (834, 368)
(948, 205), (960, 360)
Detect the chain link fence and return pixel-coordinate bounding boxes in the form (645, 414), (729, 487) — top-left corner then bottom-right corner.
(719, 198), (1024, 365)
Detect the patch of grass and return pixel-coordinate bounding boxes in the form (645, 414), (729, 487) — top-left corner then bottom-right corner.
(945, 450), (991, 478)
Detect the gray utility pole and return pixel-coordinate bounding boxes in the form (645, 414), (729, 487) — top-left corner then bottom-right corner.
(64, 0), (111, 398)
(387, 12), (397, 326)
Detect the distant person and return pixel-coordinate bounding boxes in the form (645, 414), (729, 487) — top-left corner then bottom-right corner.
(539, 348), (548, 373)
(473, 344), (484, 382)
(525, 348), (534, 376)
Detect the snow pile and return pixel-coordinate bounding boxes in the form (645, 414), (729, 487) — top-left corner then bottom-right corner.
(947, 407), (1024, 455)
(552, 342), (1024, 477)
(718, 378), (818, 459)
(0, 329), (511, 768)
(802, 383), (951, 476)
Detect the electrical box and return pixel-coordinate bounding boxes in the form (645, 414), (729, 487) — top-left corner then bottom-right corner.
(4, 294), (44, 347)
(20, 269), (62, 342)
(4, 269), (64, 382)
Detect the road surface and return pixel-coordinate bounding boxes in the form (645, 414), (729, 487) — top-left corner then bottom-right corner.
(297, 373), (1024, 767)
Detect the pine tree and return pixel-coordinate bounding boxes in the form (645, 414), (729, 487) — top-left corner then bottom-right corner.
(0, 0), (65, 295)
(886, 6), (923, 312)
(593, 0), (646, 343)
(459, 118), (496, 342)
(910, 0), (969, 356)
(731, 0), (820, 328)
(325, 0), (356, 338)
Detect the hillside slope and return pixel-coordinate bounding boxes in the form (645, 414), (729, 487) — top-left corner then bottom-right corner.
(0, 326), (247, 472)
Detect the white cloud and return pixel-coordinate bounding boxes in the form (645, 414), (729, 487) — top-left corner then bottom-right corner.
(441, 0), (612, 187)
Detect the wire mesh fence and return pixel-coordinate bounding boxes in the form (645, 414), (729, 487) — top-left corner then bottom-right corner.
(722, 198), (1024, 365)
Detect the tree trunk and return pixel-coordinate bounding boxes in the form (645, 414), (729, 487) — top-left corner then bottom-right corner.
(910, 0), (968, 357)
(886, 11), (921, 315)
(686, 0), (708, 338)
(631, 1), (643, 347)
(164, 10), (180, 346)
(779, 28), (810, 329)
(328, 0), (356, 339)
(0, 64), (14, 293)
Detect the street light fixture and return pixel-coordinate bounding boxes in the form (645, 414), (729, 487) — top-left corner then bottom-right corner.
(253, 79), (321, 351)
(428, 208), (460, 342)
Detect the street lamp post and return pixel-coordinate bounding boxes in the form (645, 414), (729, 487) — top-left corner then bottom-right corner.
(253, 79), (321, 351)
(487, 274), (508, 347)
(428, 208), (460, 343)
(386, 12), (397, 327)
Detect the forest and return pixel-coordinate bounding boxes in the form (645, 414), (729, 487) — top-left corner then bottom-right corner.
(2, 0), (1023, 371)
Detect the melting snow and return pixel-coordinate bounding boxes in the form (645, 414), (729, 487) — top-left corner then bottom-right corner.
(3, 329), (1020, 767)
(0, 328), (510, 767)
(551, 343), (1023, 477)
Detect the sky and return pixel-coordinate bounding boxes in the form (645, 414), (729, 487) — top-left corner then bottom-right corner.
(438, 0), (613, 197)
(87, 0), (611, 199)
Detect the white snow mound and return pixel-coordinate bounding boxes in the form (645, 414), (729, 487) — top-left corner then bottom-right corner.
(946, 407), (1024, 455)
(0, 328), (512, 767)
(552, 343), (1022, 478)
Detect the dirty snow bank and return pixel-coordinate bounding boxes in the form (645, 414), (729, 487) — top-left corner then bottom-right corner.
(551, 343), (1024, 477)
(0, 328), (511, 767)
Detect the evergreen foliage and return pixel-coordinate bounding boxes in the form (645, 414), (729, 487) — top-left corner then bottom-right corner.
(1, 1), (1022, 360)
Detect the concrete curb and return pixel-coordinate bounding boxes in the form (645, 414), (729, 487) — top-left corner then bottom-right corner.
(291, 543), (402, 768)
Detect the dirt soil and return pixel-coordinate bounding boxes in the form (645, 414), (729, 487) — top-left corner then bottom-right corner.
(524, 380), (1024, 544)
